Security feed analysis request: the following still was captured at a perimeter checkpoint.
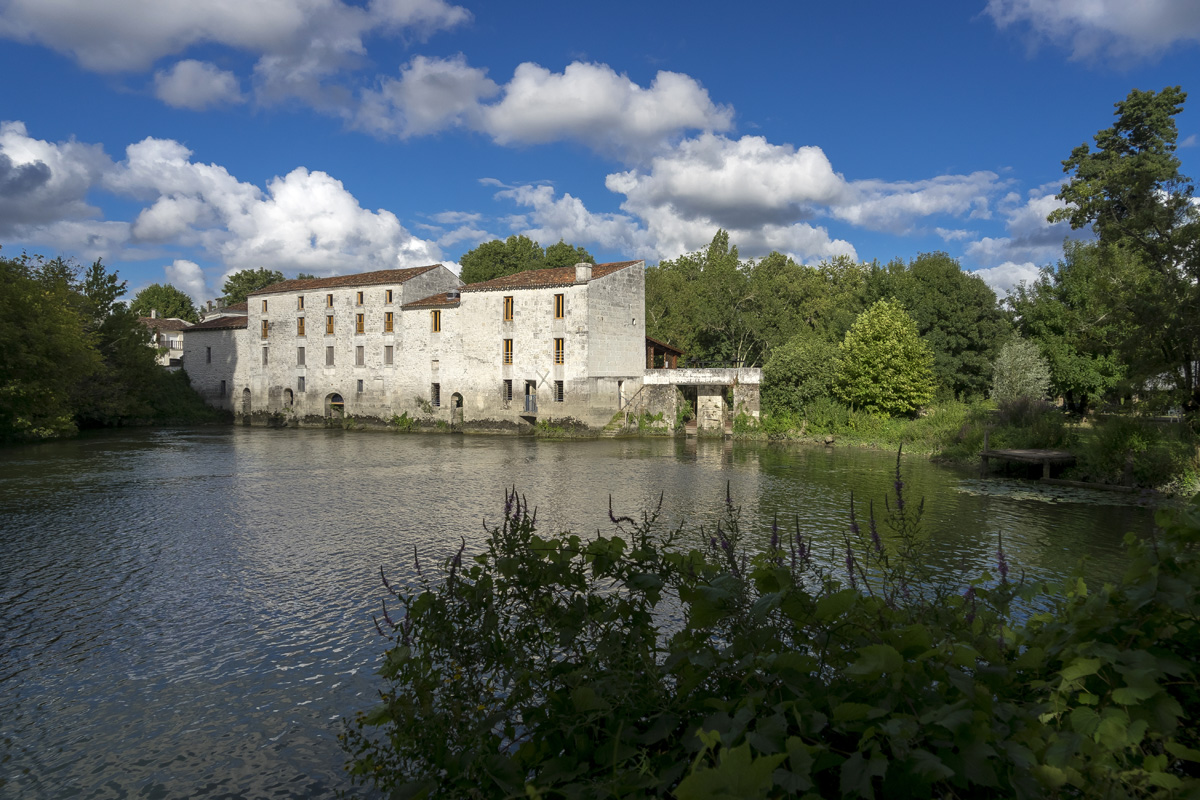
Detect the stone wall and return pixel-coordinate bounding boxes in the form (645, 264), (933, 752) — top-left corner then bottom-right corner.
(207, 262), (647, 431)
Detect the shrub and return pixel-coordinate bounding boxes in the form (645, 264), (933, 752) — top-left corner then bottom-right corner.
(343, 472), (1200, 799)
(991, 337), (1051, 403)
(835, 300), (936, 416)
(1074, 416), (1200, 489)
(762, 335), (840, 415)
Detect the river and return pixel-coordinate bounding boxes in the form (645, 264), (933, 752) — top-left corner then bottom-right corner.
(0, 427), (1159, 798)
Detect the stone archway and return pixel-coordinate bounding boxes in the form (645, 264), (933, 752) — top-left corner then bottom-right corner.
(325, 393), (344, 421)
(283, 388), (294, 409)
(451, 392), (464, 426)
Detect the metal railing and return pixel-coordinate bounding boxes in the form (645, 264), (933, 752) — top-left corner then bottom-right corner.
(524, 396), (538, 414)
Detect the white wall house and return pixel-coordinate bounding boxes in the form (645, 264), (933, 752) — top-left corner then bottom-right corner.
(180, 261), (647, 430)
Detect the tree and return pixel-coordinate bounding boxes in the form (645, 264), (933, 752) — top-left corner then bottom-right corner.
(867, 252), (1009, 399)
(1051, 86), (1200, 411)
(761, 333), (840, 415)
(1009, 241), (1126, 414)
(296, 272), (317, 280)
(834, 300), (936, 416)
(459, 235), (545, 284)
(129, 283), (199, 322)
(645, 230), (760, 365)
(0, 252), (99, 440)
(991, 337), (1051, 403)
(543, 240), (594, 269)
(222, 268), (285, 305)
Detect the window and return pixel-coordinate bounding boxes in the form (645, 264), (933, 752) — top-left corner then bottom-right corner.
(385, 289), (393, 304)
(357, 379), (364, 393)
(503, 338), (513, 364)
(261, 346), (269, 366)
(326, 346), (334, 366)
(262, 299), (268, 313)
(220, 379), (226, 395)
(326, 315), (334, 334)
(261, 320), (268, 339)
(298, 296), (304, 310)
(384, 345), (393, 365)
(356, 313), (364, 334)
(431, 383), (441, 407)
(554, 338), (565, 365)
(298, 376), (305, 393)
(297, 317), (305, 336)
(554, 380), (564, 402)
(356, 345), (364, 366)
(206, 346), (212, 364)
(356, 291), (364, 305)
(384, 311), (393, 333)
(326, 293), (334, 307)
(502, 379), (512, 402)
(297, 346), (305, 366)
(503, 295), (514, 321)
(431, 310), (441, 332)
(554, 293), (565, 319)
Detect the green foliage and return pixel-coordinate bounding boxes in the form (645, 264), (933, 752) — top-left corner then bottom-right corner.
(543, 240), (595, 269)
(389, 411), (417, 432)
(344, 476), (1200, 799)
(645, 232), (871, 367)
(992, 337), (1052, 403)
(0, 252), (100, 440)
(762, 334), (840, 415)
(0, 251), (218, 441)
(868, 252), (1010, 399)
(1073, 417), (1200, 489)
(1050, 86), (1200, 413)
(1010, 242), (1130, 414)
(459, 236), (593, 284)
(222, 267), (285, 305)
(835, 300), (936, 416)
(129, 283), (199, 323)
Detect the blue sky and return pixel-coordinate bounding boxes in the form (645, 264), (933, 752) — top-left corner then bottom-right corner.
(1, 0), (1198, 303)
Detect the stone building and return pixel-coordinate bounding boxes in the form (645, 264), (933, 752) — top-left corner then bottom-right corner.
(180, 261), (648, 430)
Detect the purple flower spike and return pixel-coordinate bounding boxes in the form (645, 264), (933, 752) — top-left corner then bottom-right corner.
(963, 586), (977, 624)
(997, 547), (1009, 582)
(845, 546), (857, 590)
(770, 515), (780, 552)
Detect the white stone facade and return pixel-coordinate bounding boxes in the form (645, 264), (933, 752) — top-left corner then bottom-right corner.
(181, 261), (647, 430)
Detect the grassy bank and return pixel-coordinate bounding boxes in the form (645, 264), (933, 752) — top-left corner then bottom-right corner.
(740, 398), (1200, 495)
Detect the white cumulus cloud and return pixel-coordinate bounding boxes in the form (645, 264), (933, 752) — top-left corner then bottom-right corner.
(0, 0), (470, 72)
(986, 0), (1200, 60)
(355, 54), (498, 137)
(154, 60), (244, 110)
(164, 258), (208, 301)
(0, 121), (450, 281)
(971, 261), (1043, 296)
(0, 120), (112, 235)
(483, 62), (733, 156)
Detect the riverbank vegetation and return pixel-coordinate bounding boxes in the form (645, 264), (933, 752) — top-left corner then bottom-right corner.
(0, 250), (223, 443)
(650, 87), (1198, 492)
(344, 475), (1200, 798)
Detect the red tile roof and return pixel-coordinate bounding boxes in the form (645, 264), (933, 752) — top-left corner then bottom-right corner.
(403, 292), (461, 309)
(138, 317), (191, 332)
(460, 261), (641, 292)
(188, 315), (248, 331)
(248, 266), (442, 296)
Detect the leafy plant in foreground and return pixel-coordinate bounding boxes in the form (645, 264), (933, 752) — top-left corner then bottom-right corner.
(343, 460), (1200, 799)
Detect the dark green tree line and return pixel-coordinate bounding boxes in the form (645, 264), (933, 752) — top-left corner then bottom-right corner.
(458, 236), (594, 284)
(0, 250), (217, 442)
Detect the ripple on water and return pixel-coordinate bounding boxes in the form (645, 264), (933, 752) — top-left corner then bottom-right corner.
(0, 429), (1159, 798)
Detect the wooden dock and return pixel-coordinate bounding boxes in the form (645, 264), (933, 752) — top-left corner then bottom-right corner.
(980, 447), (1076, 478)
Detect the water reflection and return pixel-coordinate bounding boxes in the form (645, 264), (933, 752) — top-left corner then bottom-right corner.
(0, 428), (1157, 798)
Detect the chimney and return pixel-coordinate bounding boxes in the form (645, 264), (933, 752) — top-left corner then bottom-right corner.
(574, 262), (592, 283)
(151, 309), (158, 319)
